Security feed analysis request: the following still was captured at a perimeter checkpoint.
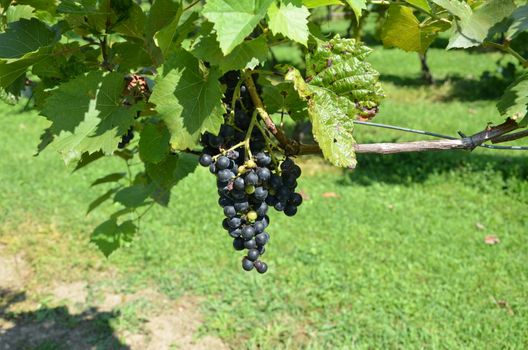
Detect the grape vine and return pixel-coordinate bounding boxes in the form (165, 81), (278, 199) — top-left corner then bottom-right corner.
(0, 0), (526, 270)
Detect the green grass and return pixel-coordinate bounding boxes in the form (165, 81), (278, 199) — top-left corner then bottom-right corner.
(1, 39), (528, 349)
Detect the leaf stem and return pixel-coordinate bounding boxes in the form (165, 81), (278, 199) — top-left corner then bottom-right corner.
(483, 41), (528, 67)
(183, 0), (201, 11)
(244, 110), (258, 160)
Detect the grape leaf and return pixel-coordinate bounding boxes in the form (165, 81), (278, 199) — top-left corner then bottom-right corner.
(506, 5), (528, 40)
(42, 72), (140, 162)
(268, 1), (310, 46)
(344, 0), (366, 21)
(0, 18), (56, 59)
(405, 0), (430, 13)
(260, 76), (308, 120)
(113, 2), (146, 39)
(139, 122), (171, 164)
(381, 5), (448, 54)
(16, 0), (56, 12)
(302, 0), (343, 8)
(497, 73), (528, 127)
(432, 0), (517, 49)
(153, 3), (183, 56)
(150, 48), (225, 150)
(286, 36), (384, 168)
(6, 5), (35, 23)
(147, 0), (182, 36)
(191, 25), (268, 72)
(203, 0), (274, 54)
(90, 218), (137, 257)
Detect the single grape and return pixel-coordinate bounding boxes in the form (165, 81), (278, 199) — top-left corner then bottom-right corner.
(242, 225), (255, 240)
(247, 249), (260, 261)
(199, 154), (212, 167)
(233, 237), (245, 251)
(220, 124), (235, 138)
(255, 232), (269, 246)
(245, 171), (259, 185)
(233, 177), (245, 191)
(217, 169), (234, 182)
(269, 174), (283, 189)
(216, 156), (230, 170)
(284, 205), (297, 217)
(280, 158), (295, 171)
(288, 193), (303, 206)
(234, 200), (249, 212)
(222, 218), (230, 230)
(254, 221), (265, 234)
(218, 196), (232, 207)
(209, 135), (224, 148)
(282, 175), (297, 188)
(228, 217), (241, 229)
(231, 190), (246, 200)
(255, 261), (268, 274)
(228, 227), (242, 238)
(291, 165), (302, 178)
(257, 246), (265, 257)
(244, 238), (257, 249)
(223, 205), (236, 218)
(256, 167), (271, 182)
(254, 187), (268, 201)
(246, 159), (257, 168)
(242, 257), (254, 271)
(256, 152), (272, 166)
(255, 202), (268, 217)
(209, 163), (216, 174)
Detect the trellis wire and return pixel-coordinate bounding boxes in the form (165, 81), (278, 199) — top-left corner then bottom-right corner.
(353, 120), (528, 151)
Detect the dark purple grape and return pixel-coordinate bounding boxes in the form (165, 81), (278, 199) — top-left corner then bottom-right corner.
(228, 227), (242, 238)
(199, 154), (212, 167)
(209, 163), (217, 174)
(233, 237), (245, 250)
(242, 225), (255, 240)
(244, 238), (257, 249)
(216, 156), (230, 170)
(254, 221), (265, 234)
(254, 187), (268, 201)
(255, 202), (268, 216)
(242, 257), (254, 271)
(228, 217), (241, 229)
(255, 232), (269, 246)
(233, 177), (245, 191)
(217, 169), (234, 182)
(209, 135), (224, 148)
(255, 261), (268, 274)
(222, 218), (230, 230)
(234, 200), (249, 212)
(247, 249), (259, 261)
(257, 245), (266, 256)
(281, 158), (295, 171)
(289, 193), (303, 206)
(269, 174), (282, 189)
(257, 167), (271, 182)
(256, 152), (272, 166)
(224, 205), (236, 218)
(284, 205), (297, 217)
(291, 165), (302, 178)
(245, 171), (258, 185)
(265, 195), (278, 206)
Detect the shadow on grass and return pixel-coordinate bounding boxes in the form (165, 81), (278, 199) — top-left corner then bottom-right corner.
(0, 289), (128, 350)
(343, 151), (528, 189)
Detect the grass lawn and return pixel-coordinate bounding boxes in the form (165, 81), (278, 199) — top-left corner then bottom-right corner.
(1, 31), (527, 349)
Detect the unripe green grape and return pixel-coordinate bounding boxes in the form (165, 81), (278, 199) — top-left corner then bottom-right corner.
(247, 211), (258, 222)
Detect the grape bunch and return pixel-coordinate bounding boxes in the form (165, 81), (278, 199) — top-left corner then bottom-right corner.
(198, 84), (303, 274)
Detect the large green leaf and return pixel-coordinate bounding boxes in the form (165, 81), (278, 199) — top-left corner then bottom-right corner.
(191, 25), (268, 72)
(42, 72), (140, 162)
(432, 0), (517, 49)
(91, 218), (137, 257)
(6, 5), (35, 23)
(345, 0), (366, 21)
(139, 122), (171, 164)
(203, 0), (274, 54)
(150, 48), (225, 150)
(286, 36), (384, 168)
(267, 1), (310, 46)
(497, 73), (528, 127)
(147, 0), (182, 36)
(381, 5), (448, 54)
(405, 0), (430, 13)
(0, 18), (56, 59)
(506, 5), (528, 40)
(113, 2), (146, 39)
(114, 184), (153, 207)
